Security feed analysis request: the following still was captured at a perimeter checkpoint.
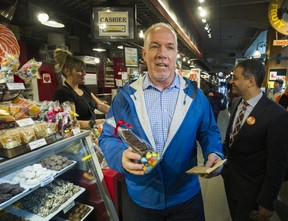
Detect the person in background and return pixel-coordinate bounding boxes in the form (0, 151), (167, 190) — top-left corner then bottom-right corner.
(267, 78), (284, 100)
(275, 84), (288, 110)
(99, 22), (224, 221)
(52, 49), (110, 129)
(227, 80), (239, 113)
(206, 85), (227, 122)
(222, 59), (288, 221)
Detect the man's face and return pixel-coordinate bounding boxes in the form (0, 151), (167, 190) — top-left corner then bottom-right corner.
(230, 67), (250, 96)
(142, 26), (178, 87)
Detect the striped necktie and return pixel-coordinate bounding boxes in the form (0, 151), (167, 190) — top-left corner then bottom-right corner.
(229, 101), (249, 147)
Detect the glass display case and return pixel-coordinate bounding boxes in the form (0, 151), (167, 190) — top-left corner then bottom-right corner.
(0, 131), (119, 221)
(0, 83), (25, 101)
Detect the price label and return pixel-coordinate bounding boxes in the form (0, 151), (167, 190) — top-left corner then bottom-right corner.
(6, 83), (25, 90)
(29, 138), (47, 150)
(63, 201), (75, 214)
(40, 176), (54, 187)
(16, 118), (35, 127)
(72, 127), (81, 135)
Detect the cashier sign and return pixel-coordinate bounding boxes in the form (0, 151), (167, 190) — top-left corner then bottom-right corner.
(98, 11), (129, 36)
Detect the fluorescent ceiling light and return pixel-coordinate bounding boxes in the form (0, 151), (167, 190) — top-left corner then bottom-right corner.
(94, 57), (100, 63)
(93, 48), (106, 52)
(199, 9), (207, 17)
(37, 11), (64, 28)
(198, 6), (203, 11)
(253, 50), (261, 58)
(41, 20), (65, 28)
(139, 30), (144, 38)
(37, 12), (49, 22)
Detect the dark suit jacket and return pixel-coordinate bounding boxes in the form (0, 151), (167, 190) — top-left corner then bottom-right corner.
(222, 94), (288, 210)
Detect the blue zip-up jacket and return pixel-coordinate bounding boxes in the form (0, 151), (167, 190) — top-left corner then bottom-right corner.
(99, 74), (223, 210)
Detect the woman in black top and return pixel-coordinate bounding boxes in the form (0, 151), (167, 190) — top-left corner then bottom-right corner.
(52, 49), (110, 129)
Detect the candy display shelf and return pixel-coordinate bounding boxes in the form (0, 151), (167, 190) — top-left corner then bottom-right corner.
(54, 203), (94, 221)
(0, 131), (119, 221)
(6, 187), (85, 221)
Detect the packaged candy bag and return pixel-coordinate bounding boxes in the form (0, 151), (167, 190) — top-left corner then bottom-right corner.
(106, 117), (161, 174)
(0, 52), (20, 83)
(16, 58), (42, 83)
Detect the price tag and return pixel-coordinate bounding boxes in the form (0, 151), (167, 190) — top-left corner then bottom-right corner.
(40, 175), (54, 187)
(29, 138), (47, 150)
(63, 200), (75, 214)
(6, 83), (25, 90)
(72, 127), (81, 135)
(16, 118), (35, 127)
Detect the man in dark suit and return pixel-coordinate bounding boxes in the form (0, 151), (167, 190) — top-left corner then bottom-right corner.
(222, 59), (288, 221)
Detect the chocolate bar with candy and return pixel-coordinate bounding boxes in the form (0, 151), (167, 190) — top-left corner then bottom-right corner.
(119, 129), (153, 155)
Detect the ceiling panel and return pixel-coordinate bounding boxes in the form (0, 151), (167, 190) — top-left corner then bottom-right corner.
(0, 0), (271, 74)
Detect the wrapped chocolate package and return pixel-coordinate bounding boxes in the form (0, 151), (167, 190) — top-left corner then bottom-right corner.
(119, 128), (153, 155)
(107, 118), (161, 173)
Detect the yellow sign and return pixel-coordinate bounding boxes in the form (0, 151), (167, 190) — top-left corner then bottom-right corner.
(268, 0), (288, 35)
(273, 39), (288, 45)
(98, 11), (129, 36)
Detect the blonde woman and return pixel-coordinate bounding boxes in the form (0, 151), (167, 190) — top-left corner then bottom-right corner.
(52, 48), (110, 129)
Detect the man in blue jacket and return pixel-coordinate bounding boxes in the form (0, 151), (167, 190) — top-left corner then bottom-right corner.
(99, 22), (224, 221)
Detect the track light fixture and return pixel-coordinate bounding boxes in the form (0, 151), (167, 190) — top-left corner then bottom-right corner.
(37, 12), (65, 28)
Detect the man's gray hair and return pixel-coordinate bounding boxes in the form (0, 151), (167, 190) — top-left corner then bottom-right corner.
(143, 22), (178, 48)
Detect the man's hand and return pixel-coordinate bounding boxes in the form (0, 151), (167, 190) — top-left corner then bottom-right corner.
(202, 153), (224, 178)
(122, 147), (145, 175)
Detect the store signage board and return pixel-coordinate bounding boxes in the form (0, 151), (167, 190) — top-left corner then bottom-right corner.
(98, 11), (129, 36)
(72, 127), (81, 135)
(6, 83), (25, 90)
(16, 118), (35, 127)
(63, 200), (75, 214)
(91, 6), (136, 40)
(124, 47), (138, 67)
(29, 138), (47, 150)
(182, 68), (201, 88)
(268, 0), (288, 35)
(269, 69), (287, 82)
(40, 176), (54, 187)
(273, 39), (288, 46)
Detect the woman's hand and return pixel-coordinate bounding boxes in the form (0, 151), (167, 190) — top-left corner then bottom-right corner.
(91, 93), (110, 114)
(95, 119), (105, 125)
(122, 148), (145, 175)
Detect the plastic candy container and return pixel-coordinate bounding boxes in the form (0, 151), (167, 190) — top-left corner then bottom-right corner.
(107, 117), (161, 174)
(141, 151), (161, 173)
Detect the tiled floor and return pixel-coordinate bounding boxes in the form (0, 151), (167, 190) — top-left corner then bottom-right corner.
(199, 109), (282, 221)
